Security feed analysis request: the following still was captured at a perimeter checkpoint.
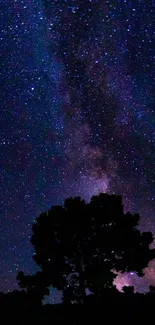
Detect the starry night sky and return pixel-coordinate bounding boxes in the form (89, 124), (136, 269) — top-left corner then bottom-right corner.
(1, 0), (155, 301)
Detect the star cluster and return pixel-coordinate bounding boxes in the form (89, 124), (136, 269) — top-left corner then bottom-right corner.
(1, 0), (155, 298)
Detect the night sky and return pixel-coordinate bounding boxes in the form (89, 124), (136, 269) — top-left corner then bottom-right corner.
(1, 0), (155, 302)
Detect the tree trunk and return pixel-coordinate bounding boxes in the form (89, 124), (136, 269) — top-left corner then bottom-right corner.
(76, 258), (86, 303)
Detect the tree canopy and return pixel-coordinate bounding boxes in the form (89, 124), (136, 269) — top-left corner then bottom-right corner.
(17, 193), (155, 304)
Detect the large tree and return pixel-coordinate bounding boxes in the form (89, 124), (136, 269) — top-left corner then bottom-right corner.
(17, 193), (155, 304)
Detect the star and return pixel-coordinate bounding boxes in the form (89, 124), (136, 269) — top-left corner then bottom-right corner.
(0, 0), (155, 301)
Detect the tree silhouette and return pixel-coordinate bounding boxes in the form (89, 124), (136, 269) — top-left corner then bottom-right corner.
(17, 193), (155, 304)
(149, 285), (155, 293)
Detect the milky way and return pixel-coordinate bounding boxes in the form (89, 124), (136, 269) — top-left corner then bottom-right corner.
(1, 0), (155, 301)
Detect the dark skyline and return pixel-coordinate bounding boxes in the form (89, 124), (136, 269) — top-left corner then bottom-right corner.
(1, 0), (155, 301)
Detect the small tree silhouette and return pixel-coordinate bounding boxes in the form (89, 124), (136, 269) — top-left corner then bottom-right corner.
(149, 285), (155, 293)
(122, 286), (134, 294)
(17, 193), (155, 304)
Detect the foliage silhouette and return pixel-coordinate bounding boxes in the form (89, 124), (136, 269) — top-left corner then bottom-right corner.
(17, 193), (155, 304)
